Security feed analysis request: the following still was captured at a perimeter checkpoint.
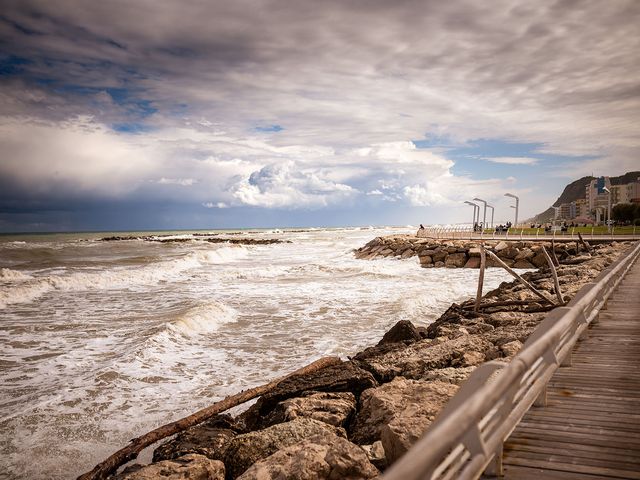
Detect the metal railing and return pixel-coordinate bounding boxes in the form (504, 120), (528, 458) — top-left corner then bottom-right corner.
(383, 240), (640, 480)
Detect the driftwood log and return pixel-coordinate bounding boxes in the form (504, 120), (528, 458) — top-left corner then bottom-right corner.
(550, 239), (560, 266)
(463, 299), (545, 311)
(578, 232), (593, 254)
(77, 356), (342, 480)
(542, 246), (564, 305)
(485, 250), (556, 305)
(474, 244), (486, 312)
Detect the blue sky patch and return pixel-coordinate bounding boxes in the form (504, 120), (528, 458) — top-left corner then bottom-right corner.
(255, 124), (284, 133)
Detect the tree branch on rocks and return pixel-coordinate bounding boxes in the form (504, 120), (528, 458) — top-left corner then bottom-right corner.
(77, 356), (342, 480)
(485, 250), (556, 306)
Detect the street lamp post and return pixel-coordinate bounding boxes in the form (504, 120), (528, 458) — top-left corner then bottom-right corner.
(504, 193), (519, 227)
(473, 197), (487, 230)
(552, 206), (560, 228)
(487, 204), (495, 229)
(603, 187), (612, 232)
(464, 201), (479, 230)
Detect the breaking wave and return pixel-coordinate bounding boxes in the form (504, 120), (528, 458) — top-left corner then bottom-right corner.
(168, 301), (238, 336)
(0, 246), (247, 309)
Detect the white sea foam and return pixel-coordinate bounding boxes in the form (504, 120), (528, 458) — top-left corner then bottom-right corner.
(0, 268), (32, 282)
(168, 301), (238, 336)
(0, 245), (247, 309)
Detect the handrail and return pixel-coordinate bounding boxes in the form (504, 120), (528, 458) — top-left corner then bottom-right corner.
(383, 240), (640, 480)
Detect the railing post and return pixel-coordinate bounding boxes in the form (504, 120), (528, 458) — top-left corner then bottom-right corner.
(561, 349), (572, 367)
(534, 386), (547, 407)
(484, 444), (503, 477)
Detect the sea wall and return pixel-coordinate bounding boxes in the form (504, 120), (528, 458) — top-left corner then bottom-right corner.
(98, 240), (632, 480)
(355, 234), (581, 269)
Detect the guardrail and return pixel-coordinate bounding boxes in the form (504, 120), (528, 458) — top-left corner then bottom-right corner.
(382, 240), (640, 480)
(418, 225), (638, 241)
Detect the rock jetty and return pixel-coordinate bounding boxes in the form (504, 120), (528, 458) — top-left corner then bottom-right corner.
(355, 234), (582, 269)
(99, 235), (288, 245)
(98, 239), (632, 480)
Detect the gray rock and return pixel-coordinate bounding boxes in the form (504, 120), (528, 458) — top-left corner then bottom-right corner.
(419, 255), (433, 265)
(237, 434), (379, 480)
(241, 361), (376, 430)
(351, 378), (458, 462)
(494, 241), (509, 251)
(464, 256), (481, 268)
(224, 418), (346, 478)
(401, 248), (415, 259)
(378, 320), (423, 346)
(432, 250), (447, 262)
(272, 391), (356, 428)
(513, 259), (535, 269)
(153, 416), (237, 462)
(115, 454), (224, 480)
(420, 366), (476, 385)
(500, 340), (523, 358)
(515, 248), (535, 261)
(445, 252), (467, 268)
(434, 261), (445, 268)
(354, 334), (494, 383)
(361, 440), (387, 470)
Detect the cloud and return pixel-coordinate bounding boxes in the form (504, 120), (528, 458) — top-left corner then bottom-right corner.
(229, 162), (357, 209)
(484, 157), (539, 165)
(1, 0), (639, 228)
(202, 202), (228, 209)
(157, 177), (197, 186)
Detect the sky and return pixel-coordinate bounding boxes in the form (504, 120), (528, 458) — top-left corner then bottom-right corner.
(0, 0), (639, 232)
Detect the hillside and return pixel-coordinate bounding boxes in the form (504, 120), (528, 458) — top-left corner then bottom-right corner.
(531, 171), (640, 223)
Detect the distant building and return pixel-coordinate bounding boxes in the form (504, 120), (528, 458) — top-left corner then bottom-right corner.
(575, 198), (587, 218)
(585, 176), (611, 215)
(610, 177), (640, 204)
(584, 175), (640, 222)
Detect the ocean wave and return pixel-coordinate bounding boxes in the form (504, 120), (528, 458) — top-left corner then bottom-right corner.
(167, 301), (238, 336)
(0, 246), (247, 309)
(0, 268), (32, 282)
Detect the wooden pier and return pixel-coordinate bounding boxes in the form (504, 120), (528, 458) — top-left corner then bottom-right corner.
(501, 259), (640, 479)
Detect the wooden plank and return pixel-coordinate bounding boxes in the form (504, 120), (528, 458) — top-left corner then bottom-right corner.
(504, 456), (640, 479)
(499, 464), (623, 480)
(501, 257), (640, 479)
(503, 447), (640, 471)
(504, 437), (640, 458)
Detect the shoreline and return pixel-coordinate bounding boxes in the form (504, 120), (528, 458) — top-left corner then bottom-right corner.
(82, 236), (633, 480)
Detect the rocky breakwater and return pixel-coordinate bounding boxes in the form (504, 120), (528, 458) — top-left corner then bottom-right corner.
(97, 241), (633, 480)
(99, 235), (288, 245)
(355, 235), (580, 269)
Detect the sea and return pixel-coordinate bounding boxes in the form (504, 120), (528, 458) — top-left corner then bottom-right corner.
(0, 226), (513, 479)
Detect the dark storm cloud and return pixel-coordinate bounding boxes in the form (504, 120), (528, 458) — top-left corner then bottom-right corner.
(0, 0), (639, 230)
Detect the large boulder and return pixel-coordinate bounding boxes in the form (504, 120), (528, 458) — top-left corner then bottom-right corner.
(267, 391), (356, 428)
(445, 252), (467, 268)
(351, 378), (458, 463)
(224, 418), (346, 479)
(494, 241), (509, 252)
(236, 434), (379, 480)
(153, 416), (237, 462)
(512, 259), (535, 269)
(115, 454), (225, 480)
(241, 361), (377, 430)
(377, 320), (423, 346)
(354, 335), (494, 382)
(420, 366), (476, 385)
(464, 256), (481, 268)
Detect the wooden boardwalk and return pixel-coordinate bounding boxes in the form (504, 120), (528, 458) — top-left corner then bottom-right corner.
(500, 258), (640, 479)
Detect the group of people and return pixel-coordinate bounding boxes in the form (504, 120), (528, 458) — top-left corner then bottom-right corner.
(494, 221), (513, 233)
